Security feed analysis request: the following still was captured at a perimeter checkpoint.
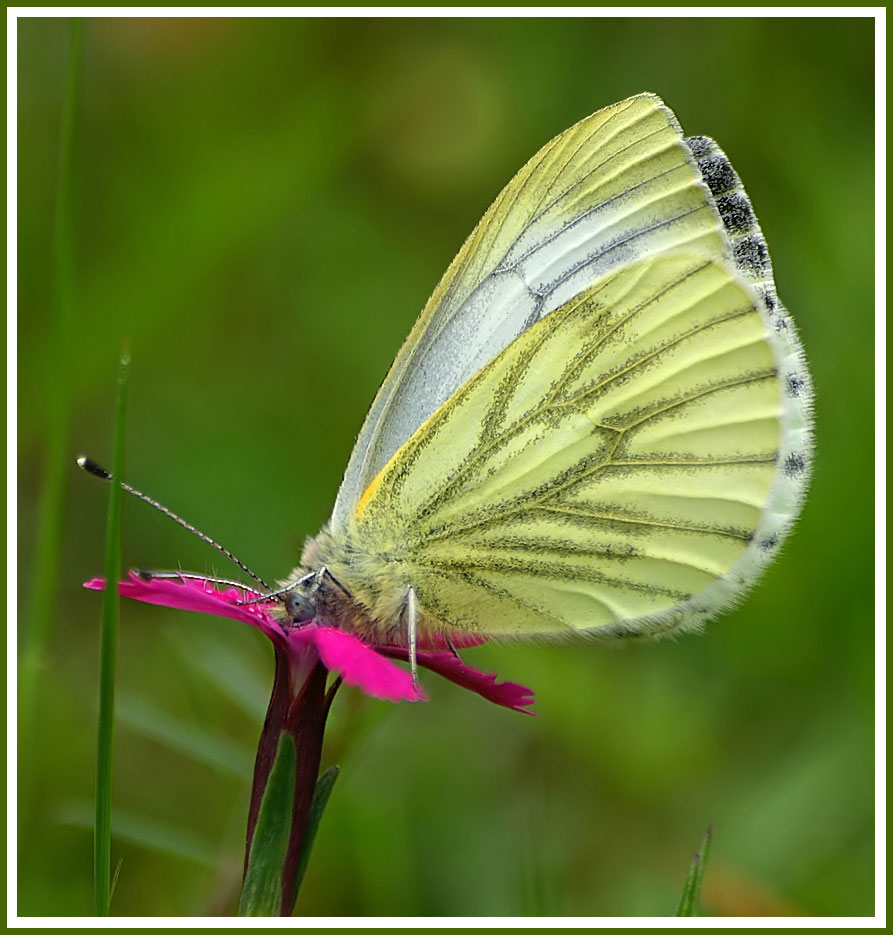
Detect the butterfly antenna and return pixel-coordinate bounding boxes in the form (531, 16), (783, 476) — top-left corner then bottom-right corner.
(76, 455), (272, 592)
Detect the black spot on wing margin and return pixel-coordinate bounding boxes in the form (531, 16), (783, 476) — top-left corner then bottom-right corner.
(716, 192), (755, 235)
(733, 235), (772, 278)
(683, 135), (774, 285)
(783, 453), (806, 477)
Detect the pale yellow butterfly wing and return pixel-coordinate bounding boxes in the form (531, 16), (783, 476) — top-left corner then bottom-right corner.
(340, 253), (791, 638)
(305, 94), (812, 642)
(331, 93), (730, 530)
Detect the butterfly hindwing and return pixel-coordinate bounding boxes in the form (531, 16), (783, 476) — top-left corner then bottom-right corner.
(345, 252), (783, 637)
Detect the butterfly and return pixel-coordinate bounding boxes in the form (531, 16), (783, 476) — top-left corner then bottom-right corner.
(255, 90), (813, 658)
(108, 93), (813, 661)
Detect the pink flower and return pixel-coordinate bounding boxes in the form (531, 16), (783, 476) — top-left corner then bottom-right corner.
(83, 572), (535, 714)
(84, 571), (534, 915)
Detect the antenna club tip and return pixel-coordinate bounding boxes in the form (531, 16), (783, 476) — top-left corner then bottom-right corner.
(76, 456), (112, 481)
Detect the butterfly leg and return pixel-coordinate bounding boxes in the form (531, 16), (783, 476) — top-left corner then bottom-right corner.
(135, 569), (254, 592)
(406, 586), (419, 690)
(234, 571), (316, 606)
(320, 566), (354, 600)
(444, 634), (462, 661)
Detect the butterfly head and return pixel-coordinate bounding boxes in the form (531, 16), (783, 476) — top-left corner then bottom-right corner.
(282, 585), (317, 625)
(268, 566), (355, 629)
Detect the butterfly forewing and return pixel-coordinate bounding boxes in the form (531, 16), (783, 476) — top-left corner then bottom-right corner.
(331, 93), (730, 530)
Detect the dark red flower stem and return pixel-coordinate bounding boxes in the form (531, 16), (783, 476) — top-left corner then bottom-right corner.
(280, 662), (330, 916)
(244, 644), (339, 917)
(245, 648), (291, 857)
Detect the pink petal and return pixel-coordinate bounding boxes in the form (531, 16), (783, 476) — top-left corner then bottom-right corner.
(84, 575), (527, 710)
(83, 573), (282, 641)
(381, 647), (536, 715)
(294, 625), (426, 704)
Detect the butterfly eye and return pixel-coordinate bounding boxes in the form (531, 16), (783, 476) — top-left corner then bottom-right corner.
(284, 590), (316, 624)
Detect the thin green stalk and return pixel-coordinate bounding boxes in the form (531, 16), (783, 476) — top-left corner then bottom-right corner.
(675, 826), (713, 916)
(94, 348), (130, 916)
(21, 17), (82, 725)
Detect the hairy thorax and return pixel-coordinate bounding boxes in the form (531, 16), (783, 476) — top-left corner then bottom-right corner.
(272, 524), (414, 644)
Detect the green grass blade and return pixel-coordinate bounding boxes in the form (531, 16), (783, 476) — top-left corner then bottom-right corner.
(20, 16), (82, 730)
(109, 858), (124, 904)
(675, 825), (713, 916)
(292, 765), (340, 901)
(238, 734), (296, 917)
(94, 347), (130, 915)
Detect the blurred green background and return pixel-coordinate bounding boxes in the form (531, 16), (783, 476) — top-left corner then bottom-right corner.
(17, 16), (875, 918)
